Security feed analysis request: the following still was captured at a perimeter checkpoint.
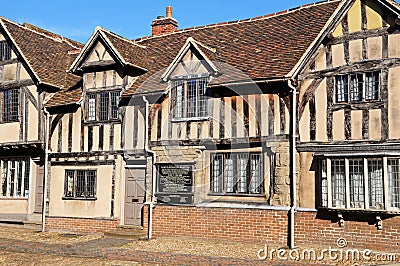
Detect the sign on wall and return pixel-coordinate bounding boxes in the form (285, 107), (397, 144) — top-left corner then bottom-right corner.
(156, 163), (194, 205)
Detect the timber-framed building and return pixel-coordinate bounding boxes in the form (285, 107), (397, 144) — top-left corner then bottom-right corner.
(0, 0), (399, 251)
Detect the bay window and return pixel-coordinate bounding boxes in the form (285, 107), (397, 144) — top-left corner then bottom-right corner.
(321, 157), (400, 211)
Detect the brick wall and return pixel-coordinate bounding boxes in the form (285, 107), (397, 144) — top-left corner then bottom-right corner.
(144, 205), (400, 251)
(46, 217), (119, 233)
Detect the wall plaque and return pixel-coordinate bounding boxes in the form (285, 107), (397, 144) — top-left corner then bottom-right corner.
(156, 163), (194, 205)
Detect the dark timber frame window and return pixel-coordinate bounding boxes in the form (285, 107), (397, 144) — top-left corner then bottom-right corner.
(0, 89), (19, 123)
(64, 170), (96, 199)
(171, 78), (208, 119)
(86, 91), (120, 122)
(0, 42), (11, 61)
(211, 153), (263, 195)
(335, 71), (380, 103)
(1, 159), (30, 198)
(321, 157), (400, 211)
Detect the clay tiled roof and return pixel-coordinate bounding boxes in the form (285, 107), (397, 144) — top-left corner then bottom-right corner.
(126, 0), (341, 96)
(1, 18), (83, 93)
(99, 29), (148, 72)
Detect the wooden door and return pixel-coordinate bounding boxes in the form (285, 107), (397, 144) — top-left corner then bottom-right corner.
(124, 168), (145, 226)
(34, 165), (44, 213)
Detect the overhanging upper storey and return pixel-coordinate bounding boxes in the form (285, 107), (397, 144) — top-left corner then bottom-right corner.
(69, 27), (148, 76)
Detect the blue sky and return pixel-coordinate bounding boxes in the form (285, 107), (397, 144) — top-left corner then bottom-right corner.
(2, 0), (313, 43)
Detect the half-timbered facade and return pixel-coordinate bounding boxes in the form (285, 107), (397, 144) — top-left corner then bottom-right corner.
(0, 18), (82, 223)
(0, 0), (399, 251)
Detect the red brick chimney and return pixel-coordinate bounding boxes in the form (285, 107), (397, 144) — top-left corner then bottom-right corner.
(151, 6), (178, 36)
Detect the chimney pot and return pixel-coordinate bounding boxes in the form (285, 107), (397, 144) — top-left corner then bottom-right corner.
(166, 6), (173, 18)
(151, 6), (178, 36)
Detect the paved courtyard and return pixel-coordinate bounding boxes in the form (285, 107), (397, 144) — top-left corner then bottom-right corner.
(0, 224), (398, 265)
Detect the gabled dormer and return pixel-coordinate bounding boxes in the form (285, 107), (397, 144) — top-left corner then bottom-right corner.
(70, 28), (148, 123)
(162, 37), (218, 120)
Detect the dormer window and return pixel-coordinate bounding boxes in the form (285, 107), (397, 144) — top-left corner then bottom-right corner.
(86, 91), (120, 122)
(171, 77), (208, 119)
(0, 42), (11, 61)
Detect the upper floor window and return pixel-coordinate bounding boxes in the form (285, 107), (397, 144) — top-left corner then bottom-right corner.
(86, 91), (120, 122)
(1, 159), (30, 198)
(0, 89), (19, 123)
(321, 157), (400, 211)
(335, 71), (380, 103)
(64, 169), (96, 199)
(0, 42), (11, 61)
(211, 153), (264, 195)
(171, 78), (208, 119)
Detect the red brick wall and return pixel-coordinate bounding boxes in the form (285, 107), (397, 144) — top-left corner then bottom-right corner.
(46, 217), (119, 233)
(295, 212), (400, 252)
(144, 205), (400, 251)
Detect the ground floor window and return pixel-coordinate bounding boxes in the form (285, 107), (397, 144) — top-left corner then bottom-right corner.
(64, 170), (96, 199)
(1, 159), (30, 198)
(321, 157), (400, 211)
(211, 153), (263, 194)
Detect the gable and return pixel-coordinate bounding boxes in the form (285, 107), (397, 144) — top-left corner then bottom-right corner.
(161, 38), (218, 82)
(331, 0), (396, 37)
(168, 48), (212, 78)
(85, 40), (116, 65)
(0, 29), (35, 83)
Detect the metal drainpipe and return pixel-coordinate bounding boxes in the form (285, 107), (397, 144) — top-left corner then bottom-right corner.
(287, 79), (297, 249)
(42, 107), (50, 232)
(142, 96), (157, 240)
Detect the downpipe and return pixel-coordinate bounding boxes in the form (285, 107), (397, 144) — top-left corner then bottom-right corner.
(287, 79), (298, 249)
(42, 107), (50, 232)
(142, 96), (157, 240)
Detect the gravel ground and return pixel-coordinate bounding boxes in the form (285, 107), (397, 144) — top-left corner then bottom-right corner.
(0, 224), (399, 265)
(0, 250), (141, 265)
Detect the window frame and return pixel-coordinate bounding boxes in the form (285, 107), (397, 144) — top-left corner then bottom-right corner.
(335, 71), (380, 103)
(170, 77), (208, 120)
(85, 90), (121, 122)
(0, 158), (30, 198)
(0, 41), (12, 61)
(63, 169), (97, 200)
(0, 88), (19, 123)
(320, 156), (400, 212)
(210, 152), (264, 196)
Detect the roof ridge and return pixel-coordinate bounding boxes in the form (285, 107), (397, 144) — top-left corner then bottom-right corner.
(97, 26), (147, 49)
(136, 0), (341, 42)
(0, 17), (82, 50)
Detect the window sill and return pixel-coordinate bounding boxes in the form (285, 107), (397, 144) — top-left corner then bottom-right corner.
(318, 207), (400, 215)
(331, 100), (383, 111)
(83, 120), (121, 125)
(171, 117), (209, 123)
(207, 192), (266, 198)
(62, 197), (97, 201)
(0, 197), (28, 200)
